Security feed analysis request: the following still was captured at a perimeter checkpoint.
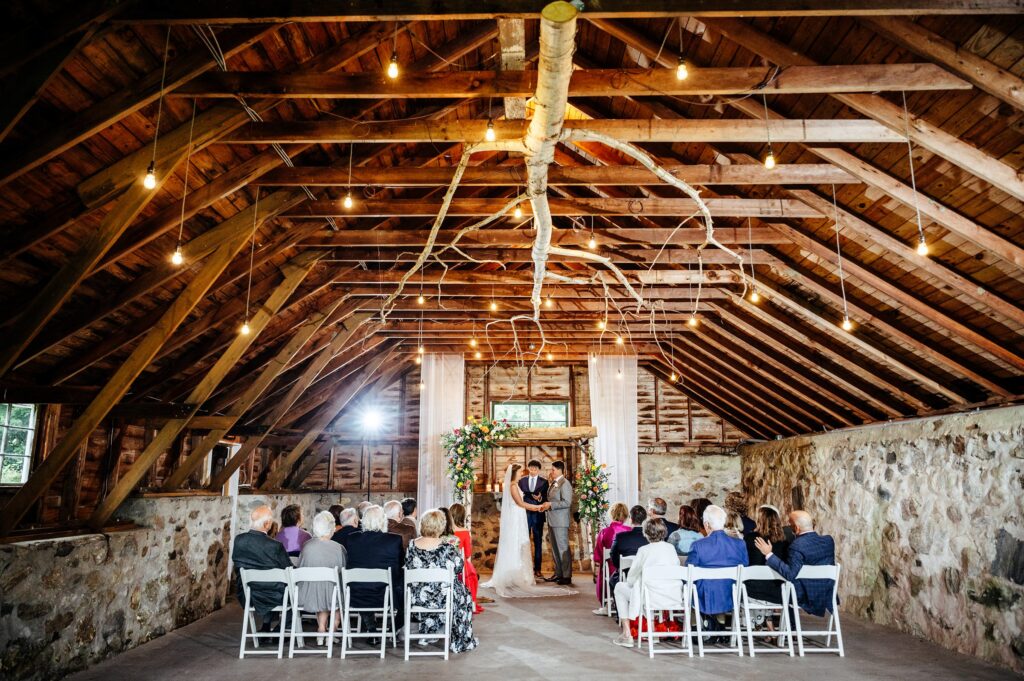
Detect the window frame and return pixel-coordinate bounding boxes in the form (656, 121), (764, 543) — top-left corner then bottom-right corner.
(0, 403), (40, 487)
(490, 400), (571, 429)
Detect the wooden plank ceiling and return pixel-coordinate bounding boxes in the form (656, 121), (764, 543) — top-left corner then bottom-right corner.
(0, 1), (1022, 525)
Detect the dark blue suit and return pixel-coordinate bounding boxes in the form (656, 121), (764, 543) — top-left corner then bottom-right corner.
(608, 526), (648, 593)
(766, 531), (836, 616)
(687, 530), (749, 614)
(519, 474), (548, 572)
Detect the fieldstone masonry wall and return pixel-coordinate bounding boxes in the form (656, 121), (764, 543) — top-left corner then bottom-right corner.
(741, 404), (1024, 673)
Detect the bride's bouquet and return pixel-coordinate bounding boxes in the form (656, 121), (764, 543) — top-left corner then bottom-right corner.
(442, 416), (521, 502)
(575, 445), (610, 532)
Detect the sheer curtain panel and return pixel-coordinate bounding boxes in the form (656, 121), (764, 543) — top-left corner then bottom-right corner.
(417, 353), (466, 511)
(588, 355), (639, 507)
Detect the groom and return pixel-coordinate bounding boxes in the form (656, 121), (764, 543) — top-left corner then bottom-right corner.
(544, 461), (574, 586)
(518, 459), (549, 577)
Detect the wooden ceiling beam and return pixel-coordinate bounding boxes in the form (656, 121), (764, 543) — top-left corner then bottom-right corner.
(225, 118), (901, 145)
(257, 163), (857, 187)
(321, 246), (779, 265)
(862, 16), (1024, 112)
(328, 268), (742, 286)
(116, 0), (1024, 24)
(705, 18), (1024, 202)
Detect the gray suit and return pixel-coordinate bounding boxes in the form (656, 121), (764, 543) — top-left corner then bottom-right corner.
(545, 476), (573, 581)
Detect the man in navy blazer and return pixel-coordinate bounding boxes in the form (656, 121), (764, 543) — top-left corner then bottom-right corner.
(608, 505), (649, 591)
(687, 505), (749, 615)
(519, 459), (549, 576)
(754, 510), (836, 616)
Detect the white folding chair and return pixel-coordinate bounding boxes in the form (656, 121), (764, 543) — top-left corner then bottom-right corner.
(238, 568), (290, 659)
(602, 548), (613, 617)
(619, 555), (635, 576)
(638, 565), (692, 658)
(790, 564), (844, 657)
(687, 565), (743, 657)
(403, 567), (455, 660)
(288, 566), (342, 658)
(341, 567), (397, 659)
(738, 566), (794, 657)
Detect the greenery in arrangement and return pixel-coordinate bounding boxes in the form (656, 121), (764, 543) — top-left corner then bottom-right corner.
(442, 416), (522, 502)
(575, 442), (610, 534)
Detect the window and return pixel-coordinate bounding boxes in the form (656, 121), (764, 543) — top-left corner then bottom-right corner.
(492, 401), (570, 428)
(0, 403), (37, 485)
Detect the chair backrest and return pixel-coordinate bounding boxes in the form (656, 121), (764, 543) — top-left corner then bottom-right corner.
(740, 565), (786, 583)
(687, 564), (740, 583)
(404, 567), (453, 586)
(794, 564), (840, 581)
(641, 564), (688, 585)
(291, 566), (340, 586)
(240, 567), (289, 588)
(620, 556), (635, 571)
(342, 567), (392, 587)
(603, 547), (611, 560)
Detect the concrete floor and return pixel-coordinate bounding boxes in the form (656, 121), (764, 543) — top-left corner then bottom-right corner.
(68, 583), (1015, 681)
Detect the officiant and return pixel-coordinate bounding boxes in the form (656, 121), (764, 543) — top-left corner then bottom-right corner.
(518, 459), (549, 577)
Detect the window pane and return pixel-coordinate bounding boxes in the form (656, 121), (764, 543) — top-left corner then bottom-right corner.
(4, 428), (29, 455)
(1, 456), (28, 484)
(530, 403), (567, 425)
(8, 404), (34, 428)
(493, 403), (530, 423)
(0, 404), (7, 424)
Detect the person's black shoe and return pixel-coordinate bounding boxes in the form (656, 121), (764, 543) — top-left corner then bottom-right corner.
(543, 575), (559, 582)
(556, 578), (573, 586)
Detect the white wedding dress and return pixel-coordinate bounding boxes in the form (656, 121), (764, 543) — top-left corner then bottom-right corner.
(481, 465), (577, 598)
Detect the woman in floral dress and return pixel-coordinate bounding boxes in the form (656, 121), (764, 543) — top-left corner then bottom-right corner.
(405, 509), (479, 654)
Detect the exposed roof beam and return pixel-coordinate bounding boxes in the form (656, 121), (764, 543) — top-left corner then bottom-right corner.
(299, 227), (790, 246)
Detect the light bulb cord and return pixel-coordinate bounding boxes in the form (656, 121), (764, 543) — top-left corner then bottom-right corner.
(151, 27), (172, 167)
(761, 92), (773, 156)
(245, 189), (260, 320)
(176, 100), (198, 249)
(831, 185), (850, 320)
(901, 91), (926, 244)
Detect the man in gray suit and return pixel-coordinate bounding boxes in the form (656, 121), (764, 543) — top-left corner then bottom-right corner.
(544, 460), (574, 585)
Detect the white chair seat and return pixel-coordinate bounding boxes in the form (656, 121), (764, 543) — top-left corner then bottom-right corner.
(341, 567), (397, 659)
(238, 568), (290, 659)
(739, 565), (794, 657)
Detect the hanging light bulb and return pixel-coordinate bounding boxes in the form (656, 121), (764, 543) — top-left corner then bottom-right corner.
(916, 237), (929, 257)
(764, 149), (776, 170)
(419, 381), (425, 390)
(590, 354), (597, 363)
(143, 161), (157, 189)
(676, 56), (689, 81)
(687, 315), (698, 328)
(545, 297), (553, 309)
(387, 52), (399, 79)
(489, 301), (498, 312)
(841, 317), (854, 332)
(240, 320), (251, 336)
(670, 371), (678, 382)
(415, 355), (422, 365)
(616, 369), (623, 379)
(588, 236), (597, 250)
(417, 294), (425, 305)
(170, 247), (183, 266)
(469, 337), (478, 348)
(615, 336), (624, 345)
(546, 352), (554, 361)
(513, 203), (523, 219)
(417, 345), (425, 354)
(474, 351), (482, 360)
(343, 192), (353, 209)
(749, 289), (760, 303)
(485, 119), (496, 142)
(597, 319), (606, 330)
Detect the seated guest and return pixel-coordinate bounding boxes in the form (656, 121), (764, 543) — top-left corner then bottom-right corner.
(753, 510), (836, 616)
(439, 506), (461, 547)
(344, 505), (405, 630)
(400, 497), (418, 533)
(275, 504), (311, 559)
(593, 502), (631, 614)
(356, 500), (372, 517)
(232, 506), (291, 627)
(611, 518), (680, 648)
(744, 505), (790, 605)
(331, 508), (360, 548)
(406, 509), (479, 653)
(648, 497), (680, 536)
(384, 499), (416, 552)
(689, 498), (712, 533)
(609, 505), (649, 591)
(687, 505), (749, 618)
(667, 505), (703, 556)
(725, 510), (746, 539)
(725, 491), (756, 537)
(449, 502), (482, 614)
(328, 504), (345, 533)
(297, 511), (348, 644)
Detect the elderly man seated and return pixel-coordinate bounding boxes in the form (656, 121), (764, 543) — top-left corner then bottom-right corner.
(384, 499), (416, 551)
(687, 504), (749, 634)
(648, 497), (679, 536)
(611, 518), (680, 648)
(753, 510), (836, 617)
(331, 507), (360, 548)
(232, 505), (291, 629)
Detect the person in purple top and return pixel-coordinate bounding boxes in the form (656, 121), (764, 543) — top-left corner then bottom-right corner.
(275, 504), (312, 557)
(687, 505), (749, 618)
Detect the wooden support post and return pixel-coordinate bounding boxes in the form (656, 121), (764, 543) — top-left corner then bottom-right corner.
(0, 229), (250, 536)
(87, 251), (322, 528)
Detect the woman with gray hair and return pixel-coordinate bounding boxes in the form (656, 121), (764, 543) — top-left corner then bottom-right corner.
(297, 510), (348, 645)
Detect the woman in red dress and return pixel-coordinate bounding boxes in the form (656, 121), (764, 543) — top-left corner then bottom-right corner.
(449, 502), (483, 614)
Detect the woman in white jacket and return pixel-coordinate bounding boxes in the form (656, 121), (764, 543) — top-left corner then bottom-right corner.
(612, 518), (683, 647)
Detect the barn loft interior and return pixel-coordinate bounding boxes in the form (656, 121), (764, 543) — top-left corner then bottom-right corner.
(0, 1), (1022, 680)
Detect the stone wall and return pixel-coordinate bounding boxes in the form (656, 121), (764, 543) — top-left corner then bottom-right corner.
(740, 405), (1024, 673)
(0, 495), (233, 681)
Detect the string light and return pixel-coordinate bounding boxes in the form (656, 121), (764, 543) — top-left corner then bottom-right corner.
(746, 218), (760, 302)
(387, 24), (400, 79)
(901, 91), (929, 257)
(670, 371), (678, 382)
(474, 351), (482, 360)
(616, 369), (623, 379)
(343, 143), (354, 209)
(597, 319), (606, 330)
(615, 335), (624, 345)
(418, 345), (425, 354)
(415, 355), (422, 365)
(485, 118), (496, 142)
(419, 381), (425, 389)
(240, 188), (259, 336)
(513, 203), (523, 219)
(144, 27), (172, 189)
(761, 93), (775, 170)
(343, 192), (353, 209)
(831, 185), (853, 333)
(749, 289), (761, 303)
(590, 353), (597, 363)
(240, 321), (251, 335)
(588, 236), (597, 250)
(417, 294), (425, 305)
(171, 99), (198, 266)
(676, 56), (689, 81)
(490, 300), (498, 312)
(545, 297), (554, 308)
(546, 352), (554, 361)
(687, 314), (698, 328)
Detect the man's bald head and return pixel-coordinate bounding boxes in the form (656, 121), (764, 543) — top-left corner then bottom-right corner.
(250, 505), (274, 531)
(789, 510), (814, 534)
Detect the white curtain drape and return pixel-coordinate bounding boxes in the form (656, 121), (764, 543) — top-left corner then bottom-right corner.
(588, 355), (639, 508)
(417, 353), (466, 511)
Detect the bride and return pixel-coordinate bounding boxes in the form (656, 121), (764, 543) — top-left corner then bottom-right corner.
(482, 463), (576, 598)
